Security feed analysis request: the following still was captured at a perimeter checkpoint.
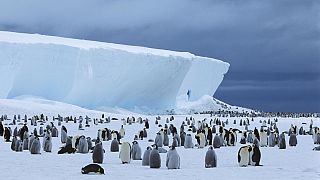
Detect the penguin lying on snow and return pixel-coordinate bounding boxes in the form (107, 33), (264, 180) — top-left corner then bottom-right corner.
(313, 146), (320, 151)
(81, 164), (105, 175)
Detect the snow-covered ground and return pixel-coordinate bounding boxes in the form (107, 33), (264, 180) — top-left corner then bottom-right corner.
(0, 99), (319, 180)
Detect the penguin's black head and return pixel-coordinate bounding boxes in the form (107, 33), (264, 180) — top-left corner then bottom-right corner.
(152, 144), (158, 149)
(209, 146), (213, 150)
(99, 167), (105, 175)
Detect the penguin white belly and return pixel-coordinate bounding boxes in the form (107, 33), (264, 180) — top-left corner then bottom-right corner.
(120, 143), (131, 163)
(239, 149), (249, 167)
(260, 133), (268, 147)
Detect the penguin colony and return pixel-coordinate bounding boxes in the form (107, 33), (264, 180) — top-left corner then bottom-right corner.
(0, 112), (319, 176)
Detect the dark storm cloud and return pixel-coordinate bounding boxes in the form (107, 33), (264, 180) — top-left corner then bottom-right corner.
(0, 0), (319, 112)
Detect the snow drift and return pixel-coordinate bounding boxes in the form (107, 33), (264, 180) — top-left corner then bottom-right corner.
(0, 31), (229, 111)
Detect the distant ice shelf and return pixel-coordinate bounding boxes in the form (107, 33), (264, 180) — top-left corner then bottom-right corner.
(0, 31), (229, 111)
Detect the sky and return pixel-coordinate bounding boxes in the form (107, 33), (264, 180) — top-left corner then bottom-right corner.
(0, 0), (319, 112)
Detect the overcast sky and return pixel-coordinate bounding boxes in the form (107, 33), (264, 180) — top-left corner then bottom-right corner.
(0, 0), (319, 112)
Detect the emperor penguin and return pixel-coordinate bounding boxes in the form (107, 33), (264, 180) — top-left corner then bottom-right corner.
(196, 131), (206, 148)
(72, 135), (80, 149)
(4, 127), (11, 142)
(260, 129), (268, 147)
(143, 128), (148, 138)
(119, 142), (131, 164)
(163, 130), (169, 146)
(87, 137), (93, 150)
(180, 132), (186, 147)
(120, 125), (125, 138)
(155, 132), (163, 148)
(131, 141), (142, 160)
(43, 136), (52, 152)
(30, 137), (41, 154)
(251, 143), (261, 166)
(238, 145), (252, 167)
(213, 134), (221, 148)
(268, 131), (276, 147)
(92, 142), (104, 164)
(247, 131), (254, 143)
(51, 126), (58, 137)
(61, 126), (67, 143)
(23, 136), (29, 150)
(15, 138), (23, 152)
(173, 133), (181, 147)
(149, 144), (161, 168)
(279, 132), (286, 149)
(205, 146), (217, 168)
(184, 134), (194, 148)
(28, 135), (35, 151)
(166, 146), (180, 169)
(11, 136), (17, 151)
(289, 133), (297, 146)
(110, 138), (119, 152)
(142, 146), (152, 166)
(77, 136), (89, 153)
(81, 164), (105, 175)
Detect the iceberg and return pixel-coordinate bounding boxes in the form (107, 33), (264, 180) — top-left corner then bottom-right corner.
(0, 31), (229, 111)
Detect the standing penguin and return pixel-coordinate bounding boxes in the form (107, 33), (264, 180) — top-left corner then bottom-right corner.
(163, 130), (169, 146)
(119, 142), (131, 164)
(184, 134), (194, 148)
(289, 133), (297, 146)
(110, 138), (119, 152)
(11, 136), (17, 151)
(279, 132), (286, 149)
(30, 137), (41, 154)
(142, 146), (152, 166)
(166, 146), (180, 169)
(131, 141), (142, 160)
(15, 138), (23, 152)
(23, 136), (29, 150)
(61, 126), (67, 143)
(43, 136), (52, 152)
(92, 142), (104, 164)
(196, 131), (206, 148)
(260, 129), (268, 147)
(155, 132), (163, 148)
(180, 132), (186, 147)
(268, 131), (276, 147)
(149, 145), (161, 168)
(0, 121), (4, 136)
(119, 125), (125, 138)
(4, 127), (11, 142)
(77, 136), (89, 153)
(205, 146), (217, 168)
(238, 145), (252, 167)
(51, 126), (58, 137)
(173, 133), (181, 147)
(251, 143), (261, 166)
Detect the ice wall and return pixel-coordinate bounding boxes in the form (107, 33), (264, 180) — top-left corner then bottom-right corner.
(0, 31), (229, 111)
(178, 56), (229, 101)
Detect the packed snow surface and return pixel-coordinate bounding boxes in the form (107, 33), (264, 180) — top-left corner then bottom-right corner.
(0, 31), (229, 111)
(0, 99), (319, 180)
